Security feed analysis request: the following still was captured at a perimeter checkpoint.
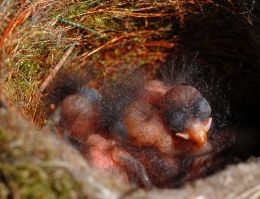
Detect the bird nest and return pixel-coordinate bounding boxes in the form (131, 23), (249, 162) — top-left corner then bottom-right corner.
(1, 0), (260, 198)
(0, 0), (219, 125)
(0, 100), (260, 199)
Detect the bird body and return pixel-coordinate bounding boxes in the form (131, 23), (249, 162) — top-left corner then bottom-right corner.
(123, 100), (173, 154)
(59, 89), (101, 140)
(56, 78), (216, 188)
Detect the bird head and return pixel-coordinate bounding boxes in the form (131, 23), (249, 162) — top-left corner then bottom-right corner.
(162, 86), (212, 146)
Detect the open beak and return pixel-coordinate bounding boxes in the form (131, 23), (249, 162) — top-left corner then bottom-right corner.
(176, 117), (212, 146)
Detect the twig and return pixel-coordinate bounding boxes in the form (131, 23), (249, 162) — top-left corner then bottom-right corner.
(39, 43), (76, 93)
(81, 9), (185, 18)
(80, 30), (156, 61)
(57, 16), (102, 36)
(144, 41), (176, 48)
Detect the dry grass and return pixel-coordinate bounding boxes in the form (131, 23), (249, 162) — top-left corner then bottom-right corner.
(0, 0), (219, 125)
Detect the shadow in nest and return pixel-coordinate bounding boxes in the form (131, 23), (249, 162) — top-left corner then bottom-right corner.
(161, 0), (260, 159)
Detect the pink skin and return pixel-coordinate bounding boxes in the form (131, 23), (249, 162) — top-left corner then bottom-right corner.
(141, 80), (170, 106)
(87, 134), (129, 182)
(124, 80), (174, 154)
(60, 94), (100, 140)
(144, 80), (170, 96)
(87, 134), (117, 170)
(87, 134), (151, 187)
(124, 100), (174, 154)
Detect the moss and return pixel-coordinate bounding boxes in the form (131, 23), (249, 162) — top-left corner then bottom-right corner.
(89, 14), (124, 32)
(0, 126), (85, 199)
(0, 128), (7, 141)
(0, 163), (82, 199)
(64, 3), (92, 19)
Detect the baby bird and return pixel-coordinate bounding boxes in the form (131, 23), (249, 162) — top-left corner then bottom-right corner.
(58, 86), (102, 141)
(161, 85), (212, 147)
(58, 84), (153, 187)
(122, 80), (212, 152)
(56, 78), (214, 188)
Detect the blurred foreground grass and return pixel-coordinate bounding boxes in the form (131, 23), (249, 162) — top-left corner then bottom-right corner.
(0, 121), (84, 199)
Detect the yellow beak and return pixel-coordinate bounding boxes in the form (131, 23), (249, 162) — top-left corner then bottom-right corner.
(176, 117), (212, 146)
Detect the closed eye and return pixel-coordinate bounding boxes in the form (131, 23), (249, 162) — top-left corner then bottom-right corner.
(192, 97), (211, 120)
(166, 108), (189, 132)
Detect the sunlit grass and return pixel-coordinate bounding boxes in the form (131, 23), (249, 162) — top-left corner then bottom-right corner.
(0, 0), (216, 125)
